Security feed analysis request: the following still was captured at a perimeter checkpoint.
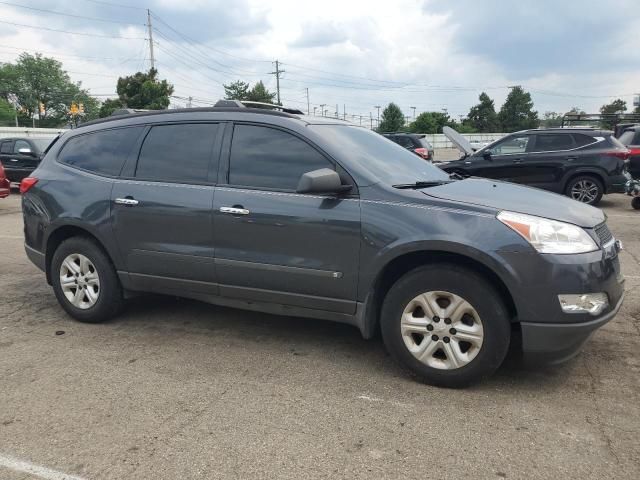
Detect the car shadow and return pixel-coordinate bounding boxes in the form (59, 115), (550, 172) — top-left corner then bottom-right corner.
(113, 294), (579, 391)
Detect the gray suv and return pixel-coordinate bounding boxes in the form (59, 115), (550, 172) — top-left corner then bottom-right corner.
(21, 102), (625, 387)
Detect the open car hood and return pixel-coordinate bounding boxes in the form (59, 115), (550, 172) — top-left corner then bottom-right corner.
(443, 126), (474, 156)
(423, 178), (605, 228)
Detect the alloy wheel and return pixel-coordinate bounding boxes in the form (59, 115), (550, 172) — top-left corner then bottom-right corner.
(570, 180), (599, 203)
(400, 291), (484, 370)
(59, 253), (100, 309)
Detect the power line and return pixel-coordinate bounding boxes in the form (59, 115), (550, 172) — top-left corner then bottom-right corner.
(79, 0), (146, 10)
(0, 43), (143, 61)
(0, 20), (145, 39)
(0, 1), (143, 26)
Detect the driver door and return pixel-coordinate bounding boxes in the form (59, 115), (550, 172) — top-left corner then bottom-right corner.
(212, 123), (361, 314)
(472, 134), (532, 182)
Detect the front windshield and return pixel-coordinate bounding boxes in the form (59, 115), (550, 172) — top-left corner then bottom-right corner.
(31, 138), (53, 152)
(309, 125), (449, 185)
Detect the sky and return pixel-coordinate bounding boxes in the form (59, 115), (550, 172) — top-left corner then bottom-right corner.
(1, 0), (639, 124)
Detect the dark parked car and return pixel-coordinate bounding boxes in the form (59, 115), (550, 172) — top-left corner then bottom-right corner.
(0, 162), (10, 198)
(21, 102), (624, 387)
(617, 125), (640, 179)
(383, 133), (434, 160)
(0, 137), (53, 183)
(439, 127), (631, 205)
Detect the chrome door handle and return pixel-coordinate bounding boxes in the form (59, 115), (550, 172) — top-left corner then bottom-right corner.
(9, 158), (19, 162)
(512, 158), (523, 163)
(220, 206), (249, 215)
(114, 197), (139, 206)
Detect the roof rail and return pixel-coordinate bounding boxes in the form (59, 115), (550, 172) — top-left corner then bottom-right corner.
(110, 108), (150, 117)
(213, 99), (304, 115)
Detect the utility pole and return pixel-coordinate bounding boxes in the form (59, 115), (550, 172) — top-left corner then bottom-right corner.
(405, 116), (410, 126)
(343, 104), (346, 120)
(411, 106), (416, 120)
(320, 104), (326, 117)
(370, 112), (373, 130)
(374, 105), (381, 127)
(313, 106), (317, 116)
(270, 60), (284, 105)
(147, 9), (155, 70)
(335, 104), (339, 119)
(187, 96), (193, 108)
(305, 88), (310, 114)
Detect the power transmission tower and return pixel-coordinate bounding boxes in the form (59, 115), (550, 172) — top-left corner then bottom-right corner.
(187, 96), (192, 108)
(305, 88), (310, 114)
(411, 106), (416, 120)
(147, 9), (155, 70)
(270, 60), (284, 105)
(374, 105), (381, 126)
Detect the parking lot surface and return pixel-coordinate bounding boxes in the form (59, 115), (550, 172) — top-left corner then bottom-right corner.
(1, 189), (639, 479)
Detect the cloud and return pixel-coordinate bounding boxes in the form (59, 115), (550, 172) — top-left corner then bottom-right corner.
(290, 21), (349, 48)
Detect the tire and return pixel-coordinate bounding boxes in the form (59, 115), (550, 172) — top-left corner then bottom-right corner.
(380, 264), (511, 388)
(565, 175), (603, 205)
(51, 236), (124, 323)
(632, 197), (640, 210)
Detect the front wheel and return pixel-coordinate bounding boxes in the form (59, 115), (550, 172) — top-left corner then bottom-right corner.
(632, 197), (640, 210)
(380, 264), (511, 388)
(565, 175), (603, 205)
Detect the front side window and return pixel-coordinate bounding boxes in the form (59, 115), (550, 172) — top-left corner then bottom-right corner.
(14, 140), (31, 153)
(489, 135), (530, 155)
(135, 123), (219, 183)
(59, 127), (143, 176)
(530, 134), (574, 152)
(228, 124), (332, 190)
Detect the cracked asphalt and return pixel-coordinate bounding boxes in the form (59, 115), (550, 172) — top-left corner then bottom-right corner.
(0, 189), (639, 479)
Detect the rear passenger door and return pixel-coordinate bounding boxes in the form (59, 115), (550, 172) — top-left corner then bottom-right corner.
(521, 133), (576, 191)
(111, 123), (223, 294)
(212, 123), (361, 314)
(0, 140), (15, 179)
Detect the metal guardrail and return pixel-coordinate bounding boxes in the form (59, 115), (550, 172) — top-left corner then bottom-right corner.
(0, 127), (64, 139)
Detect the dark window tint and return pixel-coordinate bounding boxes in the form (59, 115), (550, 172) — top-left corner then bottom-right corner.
(14, 140), (30, 153)
(229, 125), (331, 190)
(618, 130), (639, 146)
(136, 124), (219, 183)
(396, 136), (415, 148)
(572, 133), (597, 148)
(531, 134), (574, 152)
(59, 127), (143, 176)
(0, 141), (12, 154)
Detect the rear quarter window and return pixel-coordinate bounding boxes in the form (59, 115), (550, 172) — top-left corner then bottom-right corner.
(618, 130), (640, 146)
(58, 127), (143, 177)
(572, 133), (598, 148)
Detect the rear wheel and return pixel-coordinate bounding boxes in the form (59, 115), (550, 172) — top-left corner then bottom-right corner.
(565, 175), (603, 205)
(632, 197), (640, 210)
(51, 237), (124, 323)
(380, 264), (511, 388)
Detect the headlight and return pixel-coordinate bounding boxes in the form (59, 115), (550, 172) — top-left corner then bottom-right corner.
(497, 211), (598, 254)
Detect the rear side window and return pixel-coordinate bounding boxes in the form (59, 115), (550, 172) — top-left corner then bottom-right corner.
(531, 134), (574, 152)
(135, 123), (219, 183)
(572, 133), (598, 148)
(228, 124), (332, 190)
(0, 141), (12, 154)
(59, 127), (143, 176)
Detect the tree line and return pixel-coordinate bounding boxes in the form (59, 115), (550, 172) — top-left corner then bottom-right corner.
(1, 52), (637, 132)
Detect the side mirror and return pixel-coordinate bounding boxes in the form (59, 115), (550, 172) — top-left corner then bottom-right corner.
(296, 168), (352, 194)
(18, 148), (33, 156)
(482, 150), (492, 160)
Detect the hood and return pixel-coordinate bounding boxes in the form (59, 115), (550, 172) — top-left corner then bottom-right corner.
(443, 126), (474, 156)
(423, 178), (605, 227)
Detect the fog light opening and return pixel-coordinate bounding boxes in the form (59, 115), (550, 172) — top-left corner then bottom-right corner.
(558, 293), (609, 316)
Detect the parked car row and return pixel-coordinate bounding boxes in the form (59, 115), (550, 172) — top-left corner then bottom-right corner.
(438, 126), (632, 205)
(0, 137), (53, 184)
(383, 133), (434, 160)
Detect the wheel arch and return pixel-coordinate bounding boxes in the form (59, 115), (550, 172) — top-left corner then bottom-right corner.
(562, 169), (606, 193)
(44, 224), (116, 285)
(360, 248), (518, 339)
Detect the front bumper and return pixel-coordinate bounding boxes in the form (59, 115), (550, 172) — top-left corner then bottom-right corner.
(520, 292), (624, 364)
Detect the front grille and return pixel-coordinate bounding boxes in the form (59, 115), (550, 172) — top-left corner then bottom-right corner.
(595, 222), (613, 246)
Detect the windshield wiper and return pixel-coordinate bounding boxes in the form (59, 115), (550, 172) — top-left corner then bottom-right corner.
(392, 180), (453, 189)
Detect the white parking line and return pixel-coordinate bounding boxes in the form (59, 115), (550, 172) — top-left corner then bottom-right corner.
(0, 235), (23, 239)
(0, 453), (87, 480)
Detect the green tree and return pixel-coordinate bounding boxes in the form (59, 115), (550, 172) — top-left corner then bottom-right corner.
(378, 103), (405, 132)
(410, 111), (455, 134)
(0, 53), (99, 127)
(223, 80), (250, 100)
(115, 68), (173, 111)
(247, 80), (276, 104)
(464, 92), (499, 132)
(0, 98), (15, 125)
(599, 98), (627, 129)
(540, 111), (563, 128)
(98, 98), (124, 118)
(498, 86), (539, 132)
